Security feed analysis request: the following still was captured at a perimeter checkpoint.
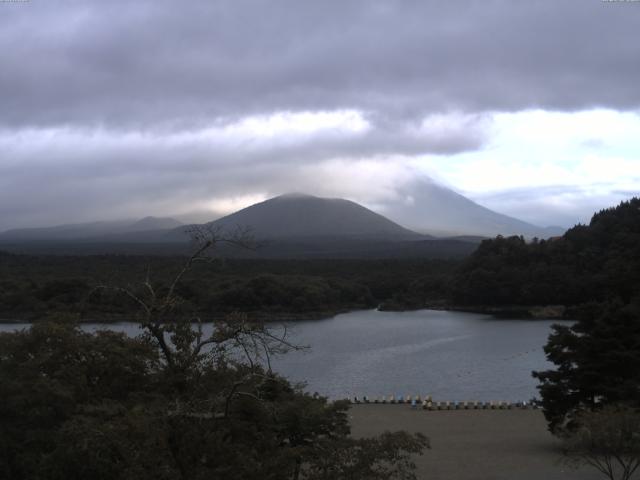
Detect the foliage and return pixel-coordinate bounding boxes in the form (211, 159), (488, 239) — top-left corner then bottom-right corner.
(0, 253), (456, 320)
(453, 199), (640, 434)
(0, 235), (428, 480)
(562, 406), (640, 480)
(0, 322), (160, 480)
(302, 431), (429, 480)
(533, 300), (640, 432)
(452, 198), (640, 308)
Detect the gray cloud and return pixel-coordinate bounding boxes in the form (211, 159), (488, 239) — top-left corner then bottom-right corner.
(1, 0), (639, 230)
(1, 0), (639, 130)
(0, 106), (490, 229)
(0, 127), (417, 229)
(469, 185), (638, 227)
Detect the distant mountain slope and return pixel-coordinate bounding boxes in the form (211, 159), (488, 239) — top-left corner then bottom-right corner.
(381, 179), (565, 238)
(0, 194), (482, 258)
(207, 193), (423, 240)
(0, 217), (183, 241)
(0, 188), (560, 258)
(0, 220), (131, 241)
(128, 216), (183, 232)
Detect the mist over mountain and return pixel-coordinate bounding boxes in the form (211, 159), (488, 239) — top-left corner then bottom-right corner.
(0, 193), (480, 258)
(380, 179), (565, 238)
(0, 185), (565, 258)
(0, 217), (183, 242)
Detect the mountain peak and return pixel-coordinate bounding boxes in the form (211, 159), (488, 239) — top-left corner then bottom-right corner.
(274, 192), (317, 200)
(381, 178), (565, 238)
(210, 194), (420, 240)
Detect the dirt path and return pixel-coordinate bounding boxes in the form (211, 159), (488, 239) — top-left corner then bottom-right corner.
(349, 405), (602, 480)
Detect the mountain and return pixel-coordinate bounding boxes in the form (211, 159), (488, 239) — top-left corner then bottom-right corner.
(380, 178), (565, 238)
(0, 217), (183, 242)
(206, 193), (423, 240)
(128, 216), (183, 232)
(0, 188), (559, 258)
(0, 195), (482, 258)
(163, 193), (481, 259)
(0, 220), (132, 241)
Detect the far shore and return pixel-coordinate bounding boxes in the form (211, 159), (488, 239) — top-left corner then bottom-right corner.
(349, 405), (599, 480)
(0, 304), (572, 324)
(381, 303), (569, 320)
(0, 308), (354, 325)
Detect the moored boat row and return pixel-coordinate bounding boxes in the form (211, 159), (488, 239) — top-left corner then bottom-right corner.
(350, 395), (538, 410)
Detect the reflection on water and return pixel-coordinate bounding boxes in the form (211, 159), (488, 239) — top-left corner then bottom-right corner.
(0, 309), (567, 402)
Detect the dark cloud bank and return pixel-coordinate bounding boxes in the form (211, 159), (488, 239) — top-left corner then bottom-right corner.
(0, 0), (638, 230)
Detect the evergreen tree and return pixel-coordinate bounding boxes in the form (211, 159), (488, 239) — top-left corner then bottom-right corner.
(533, 300), (640, 432)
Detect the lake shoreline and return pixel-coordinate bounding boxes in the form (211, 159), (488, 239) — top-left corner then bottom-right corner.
(0, 308), (352, 325)
(379, 303), (568, 320)
(427, 304), (567, 320)
(0, 303), (569, 324)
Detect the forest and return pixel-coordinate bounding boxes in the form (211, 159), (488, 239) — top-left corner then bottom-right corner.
(451, 197), (640, 309)
(2, 199), (639, 322)
(0, 255), (455, 322)
(2, 199), (638, 323)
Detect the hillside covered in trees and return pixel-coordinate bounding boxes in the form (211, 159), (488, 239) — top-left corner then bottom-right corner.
(451, 198), (640, 310)
(0, 255), (455, 322)
(2, 198), (638, 322)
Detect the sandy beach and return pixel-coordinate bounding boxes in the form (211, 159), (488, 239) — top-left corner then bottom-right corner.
(349, 405), (602, 480)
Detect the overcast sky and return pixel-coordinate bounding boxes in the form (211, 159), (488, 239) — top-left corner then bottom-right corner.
(1, 0), (639, 231)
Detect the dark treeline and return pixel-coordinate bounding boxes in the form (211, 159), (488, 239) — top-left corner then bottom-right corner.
(2, 198), (638, 322)
(451, 198), (640, 310)
(440, 196), (640, 432)
(0, 254), (457, 321)
(519, 199), (640, 433)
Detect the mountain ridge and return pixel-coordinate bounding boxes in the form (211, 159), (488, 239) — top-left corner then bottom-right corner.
(0, 188), (565, 249)
(0, 216), (183, 242)
(380, 179), (565, 238)
(203, 193), (424, 240)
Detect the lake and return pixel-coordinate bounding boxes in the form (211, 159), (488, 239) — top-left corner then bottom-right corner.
(0, 309), (566, 402)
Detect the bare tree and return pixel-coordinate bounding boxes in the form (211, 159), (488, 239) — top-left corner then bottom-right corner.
(94, 224), (304, 411)
(562, 406), (640, 480)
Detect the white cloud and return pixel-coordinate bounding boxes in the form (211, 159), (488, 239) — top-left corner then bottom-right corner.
(1, 108), (638, 230)
(415, 109), (640, 225)
(227, 110), (370, 138)
(203, 194), (269, 217)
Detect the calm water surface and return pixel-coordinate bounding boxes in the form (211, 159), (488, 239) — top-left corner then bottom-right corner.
(0, 309), (566, 402)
